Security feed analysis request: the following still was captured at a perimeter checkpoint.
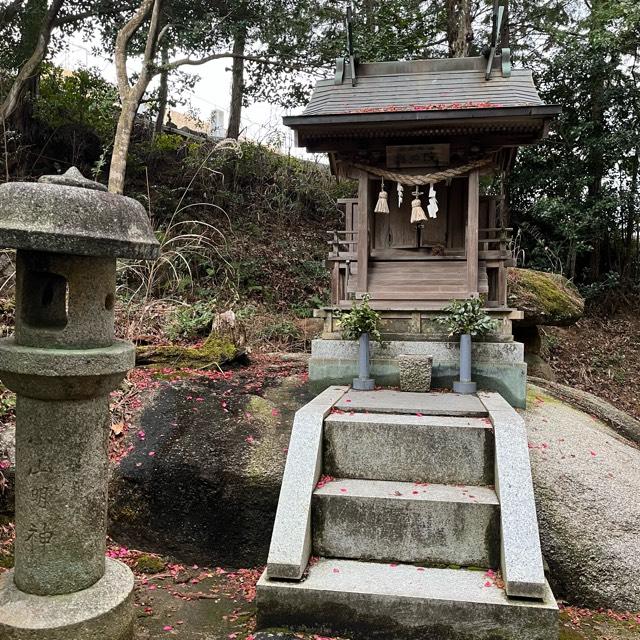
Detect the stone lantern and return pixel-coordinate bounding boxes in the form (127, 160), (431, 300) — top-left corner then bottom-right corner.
(0, 168), (159, 639)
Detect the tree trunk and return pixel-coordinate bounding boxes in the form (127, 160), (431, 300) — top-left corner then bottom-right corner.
(363, 0), (376, 34)
(446, 0), (472, 58)
(226, 25), (247, 140)
(586, 0), (606, 282)
(109, 89), (146, 194)
(109, 0), (160, 194)
(154, 44), (169, 136)
(624, 148), (639, 280)
(0, 0), (65, 124)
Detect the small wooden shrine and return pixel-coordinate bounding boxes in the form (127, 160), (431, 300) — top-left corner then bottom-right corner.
(285, 55), (559, 312)
(285, 54), (559, 406)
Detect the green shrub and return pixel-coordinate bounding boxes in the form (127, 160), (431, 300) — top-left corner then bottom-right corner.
(36, 65), (118, 143)
(166, 300), (217, 341)
(258, 320), (301, 343)
(334, 295), (383, 345)
(151, 133), (184, 154)
(438, 298), (496, 337)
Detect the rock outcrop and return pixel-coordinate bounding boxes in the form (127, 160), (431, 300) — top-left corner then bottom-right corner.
(525, 385), (640, 610)
(108, 375), (313, 567)
(508, 268), (584, 327)
(508, 269), (585, 380)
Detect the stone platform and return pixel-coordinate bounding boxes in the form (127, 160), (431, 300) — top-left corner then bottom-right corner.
(309, 339), (527, 407)
(258, 388), (556, 639)
(258, 558), (557, 640)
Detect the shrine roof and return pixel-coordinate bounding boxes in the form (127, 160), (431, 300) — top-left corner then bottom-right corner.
(284, 57), (558, 134)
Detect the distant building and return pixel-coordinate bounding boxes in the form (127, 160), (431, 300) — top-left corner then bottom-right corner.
(164, 109), (211, 136)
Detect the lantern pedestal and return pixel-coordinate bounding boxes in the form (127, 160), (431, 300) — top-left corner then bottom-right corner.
(0, 559), (134, 640)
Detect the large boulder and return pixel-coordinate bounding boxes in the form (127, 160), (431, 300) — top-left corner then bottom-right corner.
(508, 268), (584, 327)
(108, 373), (313, 567)
(524, 385), (640, 610)
(509, 268), (585, 380)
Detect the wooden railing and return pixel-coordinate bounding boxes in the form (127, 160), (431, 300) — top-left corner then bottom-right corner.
(327, 230), (358, 258)
(479, 227), (513, 254)
(326, 230), (358, 303)
(478, 227), (514, 307)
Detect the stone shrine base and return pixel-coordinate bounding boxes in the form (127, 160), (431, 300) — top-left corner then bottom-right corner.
(0, 558), (135, 640)
(309, 339), (528, 408)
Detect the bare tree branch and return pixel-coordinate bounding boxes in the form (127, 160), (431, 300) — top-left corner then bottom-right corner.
(164, 52), (284, 72)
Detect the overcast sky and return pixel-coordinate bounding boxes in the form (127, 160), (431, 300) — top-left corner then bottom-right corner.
(53, 36), (311, 157)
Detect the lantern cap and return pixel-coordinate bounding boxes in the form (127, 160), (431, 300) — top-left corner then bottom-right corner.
(0, 167), (160, 260)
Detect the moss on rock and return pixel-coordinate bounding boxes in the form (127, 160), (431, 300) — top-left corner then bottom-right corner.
(508, 268), (584, 327)
(135, 553), (166, 574)
(0, 553), (14, 569)
(136, 332), (240, 367)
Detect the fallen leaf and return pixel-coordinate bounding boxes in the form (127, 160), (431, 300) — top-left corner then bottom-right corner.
(111, 422), (125, 436)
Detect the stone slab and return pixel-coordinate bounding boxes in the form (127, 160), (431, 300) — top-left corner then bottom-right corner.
(335, 390), (487, 416)
(479, 391), (547, 599)
(0, 558), (135, 640)
(266, 386), (348, 579)
(324, 412), (494, 485)
(309, 359), (528, 408)
(257, 558), (558, 640)
(312, 479), (499, 567)
(311, 339), (525, 363)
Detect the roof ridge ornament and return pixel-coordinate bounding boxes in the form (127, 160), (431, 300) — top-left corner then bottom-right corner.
(334, 2), (358, 87)
(483, 0), (511, 81)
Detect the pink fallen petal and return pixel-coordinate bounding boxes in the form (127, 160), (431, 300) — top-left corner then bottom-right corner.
(484, 581), (492, 587)
(163, 626), (173, 631)
(332, 568), (340, 573)
(339, 488), (348, 493)
(148, 451), (156, 457)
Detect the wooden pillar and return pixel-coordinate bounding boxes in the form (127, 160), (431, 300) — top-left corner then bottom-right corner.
(466, 170), (480, 296)
(331, 261), (340, 304)
(357, 171), (370, 294)
(498, 264), (507, 307)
